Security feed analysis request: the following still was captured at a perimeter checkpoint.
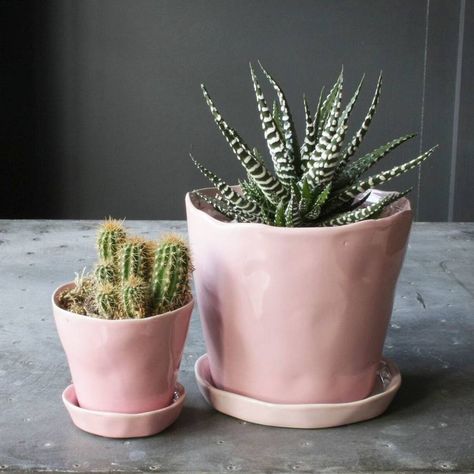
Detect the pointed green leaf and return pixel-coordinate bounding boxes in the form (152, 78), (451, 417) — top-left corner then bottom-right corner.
(337, 71), (383, 171)
(298, 177), (313, 215)
(190, 154), (258, 214)
(330, 145), (438, 208)
(305, 75), (365, 188)
(300, 93), (319, 173)
(201, 84), (286, 203)
(284, 185), (302, 227)
(304, 183), (332, 221)
(274, 199), (286, 226)
(258, 61), (300, 171)
(303, 72), (343, 189)
(240, 178), (274, 224)
(250, 64), (296, 187)
(318, 189), (411, 227)
(193, 191), (261, 223)
(272, 101), (284, 136)
(192, 191), (235, 220)
(333, 133), (416, 190)
(317, 69), (343, 135)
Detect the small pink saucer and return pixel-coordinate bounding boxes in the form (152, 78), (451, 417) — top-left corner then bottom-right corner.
(62, 383), (185, 438)
(195, 355), (401, 429)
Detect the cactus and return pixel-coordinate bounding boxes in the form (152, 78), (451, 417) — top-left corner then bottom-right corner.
(120, 237), (150, 282)
(96, 283), (120, 319)
(94, 263), (116, 285)
(151, 235), (192, 314)
(122, 276), (149, 319)
(58, 222), (193, 319)
(97, 219), (126, 264)
(192, 63), (437, 227)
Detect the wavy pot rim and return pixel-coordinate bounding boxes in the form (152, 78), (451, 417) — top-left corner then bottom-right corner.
(52, 281), (194, 324)
(185, 187), (412, 233)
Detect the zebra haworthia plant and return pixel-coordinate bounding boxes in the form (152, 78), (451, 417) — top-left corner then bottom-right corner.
(191, 63), (437, 227)
(58, 219), (192, 319)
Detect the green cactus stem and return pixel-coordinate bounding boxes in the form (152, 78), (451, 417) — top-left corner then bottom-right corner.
(120, 237), (151, 282)
(94, 263), (116, 285)
(151, 235), (192, 314)
(122, 276), (149, 319)
(96, 283), (120, 319)
(97, 219), (126, 264)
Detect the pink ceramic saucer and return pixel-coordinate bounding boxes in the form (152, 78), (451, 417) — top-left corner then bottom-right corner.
(195, 355), (401, 429)
(62, 383), (185, 438)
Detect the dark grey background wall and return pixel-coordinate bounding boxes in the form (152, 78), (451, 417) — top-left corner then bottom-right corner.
(1, 0), (472, 220)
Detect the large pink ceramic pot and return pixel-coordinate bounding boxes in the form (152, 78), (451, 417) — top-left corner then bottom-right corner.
(186, 188), (412, 405)
(53, 283), (193, 414)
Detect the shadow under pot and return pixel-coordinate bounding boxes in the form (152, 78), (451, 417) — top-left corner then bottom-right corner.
(186, 187), (412, 408)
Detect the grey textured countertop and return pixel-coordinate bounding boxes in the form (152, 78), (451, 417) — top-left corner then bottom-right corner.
(0, 221), (473, 473)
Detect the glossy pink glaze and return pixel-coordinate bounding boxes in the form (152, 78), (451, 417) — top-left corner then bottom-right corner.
(53, 284), (193, 414)
(62, 383), (186, 438)
(194, 355), (401, 428)
(186, 188), (412, 404)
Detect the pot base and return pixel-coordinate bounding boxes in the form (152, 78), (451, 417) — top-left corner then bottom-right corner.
(195, 354), (401, 429)
(62, 383), (185, 438)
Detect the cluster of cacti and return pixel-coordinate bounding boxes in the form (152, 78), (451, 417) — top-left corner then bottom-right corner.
(58, 219), (192, 319)
(191, 63), (437, 227)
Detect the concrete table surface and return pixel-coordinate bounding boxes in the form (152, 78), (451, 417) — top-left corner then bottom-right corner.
(0, 221), (473, 473)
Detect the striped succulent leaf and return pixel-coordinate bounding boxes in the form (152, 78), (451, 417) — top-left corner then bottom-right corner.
(330, 145), (438, 208)
(240, 178), (273, 224)
(284, 185), (303, 227)
(318, 189), (411, 227)
(298, 178), (313, 216)
(193, 191), (234, 219)
(194, 191), (260, 223)
(336, 71), (383, 172)
(311, 87), (325, 134)
(303, 183), (332, 221)
(272, 101), (284, 135)
(250, 65), (296, 187)
(258, 61), (300, 170)
(333, 133), (416, 190)
(274, 199), (287, 227)
(299, 94), (318, 173)
(190, 154), (258, 214)
(342, 75), (365, 118)
(306, 76), (366, 188)
(213, 192), (262, 223)
(316, 70), (343, 135)
(303, 73), (343, 188)
(322, 189), (374, 219)
(201, 85), (286, 203)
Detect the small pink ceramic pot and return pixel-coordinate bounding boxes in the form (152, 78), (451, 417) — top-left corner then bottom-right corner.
(186, 188), (412, 405)
(53, 283), (193, 414)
